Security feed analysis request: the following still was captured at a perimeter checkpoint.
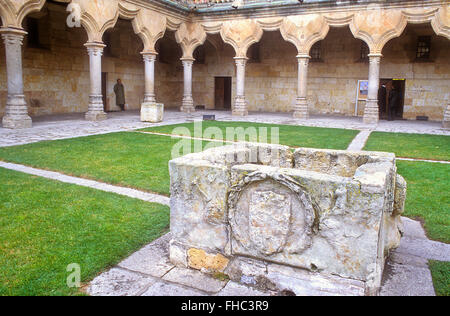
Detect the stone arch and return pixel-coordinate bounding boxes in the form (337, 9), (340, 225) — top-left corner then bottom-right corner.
(0, 0), (46, 28)
(279, 14), (330, 56)
(72, 0), (120, 43)
(175, 22), (207, 60)
(219, 19), (263, 58)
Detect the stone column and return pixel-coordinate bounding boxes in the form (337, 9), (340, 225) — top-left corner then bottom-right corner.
(1, 28), (32, 129)
(363, 54), (382, 124)
(143, 52), (157, 103)
(85, 42), (107, 121)
(444, 103), (450, 129)
(294, 54), (310, 119)
(181, 58), (195, 113)
(233, 57), (248, 116)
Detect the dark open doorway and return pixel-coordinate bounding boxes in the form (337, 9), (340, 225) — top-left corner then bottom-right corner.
(378, 79), (406, 120)
(214, 77), (232, 110)
(102, 72), (108, 112)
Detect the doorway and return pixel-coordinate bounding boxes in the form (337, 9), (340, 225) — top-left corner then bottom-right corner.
(102, 72), (108, 112)
(214, 77), (232, 110)
(378, 79), (406, 120)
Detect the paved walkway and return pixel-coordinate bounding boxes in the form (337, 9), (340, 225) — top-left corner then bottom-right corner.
(87, 217), (450, 296)
(0, 161), (170, 206)
(1, 110), (448, 147)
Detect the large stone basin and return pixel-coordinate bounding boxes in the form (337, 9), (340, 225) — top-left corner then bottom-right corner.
(168, 143), (406, 296)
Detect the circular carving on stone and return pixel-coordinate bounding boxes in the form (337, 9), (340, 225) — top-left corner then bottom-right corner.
(228, 171), (318, 258)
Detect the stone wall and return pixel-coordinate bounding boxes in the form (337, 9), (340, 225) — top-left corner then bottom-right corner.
(0, 4), (448, 121)
(190, 25), (449, 121)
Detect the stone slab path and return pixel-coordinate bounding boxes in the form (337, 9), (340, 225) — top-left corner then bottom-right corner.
(0, 161), (170, 206)
(87, 217), (449, 296)
(1, 110), (448, 148)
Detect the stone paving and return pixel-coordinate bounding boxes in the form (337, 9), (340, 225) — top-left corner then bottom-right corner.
(87, 217), (450, 296)
(0, 110), (448, 296)
(1, 110), (449, 148)
(0, 161), (170, 206)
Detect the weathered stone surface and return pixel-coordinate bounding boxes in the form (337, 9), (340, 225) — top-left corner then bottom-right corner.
(169, 143), (406, 295)
(118, 234), (174, 278)
(216, 281), (271, 297)
(141, 102), (164, 123)
(187, 248), (229, 273)
(163, 267), (228, 293)
(87, 268), (154, 296)
(141, 281), (206, 296)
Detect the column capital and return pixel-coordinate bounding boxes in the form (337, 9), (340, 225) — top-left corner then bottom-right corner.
(296, 54), (311, 60)
(0, 27), (27, 45)
(84, 42), (106, 55)
(142, 51), (158, 61)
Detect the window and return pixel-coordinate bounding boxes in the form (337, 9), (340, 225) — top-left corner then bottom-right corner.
(310, 41), (322, 62)
(248, 43), (260, 63)
(416, 36), (431, 60)
(359, 42), (369, 62)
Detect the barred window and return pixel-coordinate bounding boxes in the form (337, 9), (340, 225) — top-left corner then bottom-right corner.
(416, 36), (431, 60)
(360, 42), (369, 62)
(310, 42), (322, 62)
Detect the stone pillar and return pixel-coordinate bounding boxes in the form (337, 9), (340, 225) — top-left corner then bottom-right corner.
(363, 54), (382, 125)
(181, 58), (195, 113)
(443, 103), (450, 129)
(294, 54), (310, 119)
(143, 52), (157, 103)
(1, 28), (32, 129)
(233, 57), (248, 116)
(85, 42), (107, 121)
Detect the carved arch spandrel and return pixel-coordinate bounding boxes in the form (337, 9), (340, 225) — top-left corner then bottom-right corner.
(430, 5), (450, 39)
(123, 6), (168, 54)
(280, 14), (329, 55)
(0, 0), (46, 28)
(349, 6), (407, 55)
(220, 19), (263, 58)
(72, 0), (120, 43)
(175, 22), (207, 60)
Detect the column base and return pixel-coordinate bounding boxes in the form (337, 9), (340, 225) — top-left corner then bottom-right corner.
(85, 111), (107, 121)
(86, 95), (107, 121)
(144, 94), (156, 103)
(181, 97), (195, 114)
(141, 102), (164, 123)
(2, 94), (32, 129)
(443, 105), (450, 129)
(363, 100), (379, 125)
(293, 98), (309, 119)
(2, 115), (32, 129)
(233, 96), (248, 116)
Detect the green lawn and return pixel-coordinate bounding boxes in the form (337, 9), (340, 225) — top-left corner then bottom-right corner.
(140, 121), (359, 150)
(365, 132), (450, 161)
(429, 261), (450, 296)
(397, 161), (450, 243)
(0, 132), (201, 196)
(0, 168), (169, 296)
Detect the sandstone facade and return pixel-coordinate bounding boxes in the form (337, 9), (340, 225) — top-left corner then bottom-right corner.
(169, 143), (407, 295)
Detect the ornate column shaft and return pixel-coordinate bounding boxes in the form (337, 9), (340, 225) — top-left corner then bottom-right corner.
(143, 52), (157, 103)
(294, 54), (310, 119)
(85, 42), (107, 121)
(233, 57), (248, 116)
(181, 58), (195, 113)
(363, 54), (382, 124)
(444, 102), (450, 129)
(1, 28), (32, 129)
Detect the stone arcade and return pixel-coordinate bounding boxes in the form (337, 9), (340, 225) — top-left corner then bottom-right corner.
(169, 143), (407, 296)
(0, 0), (449, 129)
